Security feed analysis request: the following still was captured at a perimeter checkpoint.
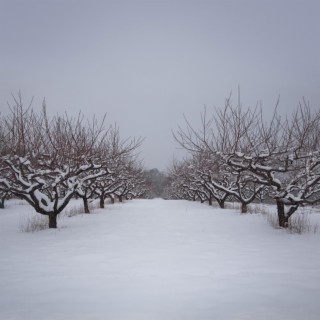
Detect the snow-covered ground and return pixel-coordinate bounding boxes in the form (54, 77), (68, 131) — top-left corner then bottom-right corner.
(0, 199), (320, 320)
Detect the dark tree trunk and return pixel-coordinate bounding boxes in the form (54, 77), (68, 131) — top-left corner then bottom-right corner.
(99, 196), (105, 209)
(219, 200), (225, 209)
(276, 199), (288, 228)
(83, 197), (90, 214)
(48, 214), (57, 228)
(208, 197), (213, 206)
(241, 202), (248, 214)
(119, 196), (123, 203)
(0, 192), (7, 209)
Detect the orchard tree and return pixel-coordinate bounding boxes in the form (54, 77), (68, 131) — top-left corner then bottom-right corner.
(174, 96), (320, 227)
(222, 102), (320, 227)
(92, 127), (144, 208)
(173, 106), (265, 211)
(0, 95), (110, 227)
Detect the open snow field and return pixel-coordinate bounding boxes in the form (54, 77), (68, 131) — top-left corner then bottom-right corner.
(1, 199), (320, 320)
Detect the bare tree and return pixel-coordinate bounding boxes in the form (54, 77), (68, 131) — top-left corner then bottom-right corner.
(173, 101), (263, 211)
(163, 160), (194, 200)
(174, 96), (320, 227)
(0, 94), (110, 227)
(224, 103), (320, 226)
(92, 126), (144, 208)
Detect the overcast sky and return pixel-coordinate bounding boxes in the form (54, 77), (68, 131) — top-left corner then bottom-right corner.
(1, 0), (319, 170)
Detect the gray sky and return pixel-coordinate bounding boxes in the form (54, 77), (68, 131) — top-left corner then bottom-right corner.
(1, 0), (319, 170)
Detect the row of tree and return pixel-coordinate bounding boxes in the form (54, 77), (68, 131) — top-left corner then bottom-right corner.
(143, 168), (169, 199)
(165, 97), (320, 228)
(0, 94), (146, 228)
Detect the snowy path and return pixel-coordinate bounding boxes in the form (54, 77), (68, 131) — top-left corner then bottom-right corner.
(0, 199), (320, 320)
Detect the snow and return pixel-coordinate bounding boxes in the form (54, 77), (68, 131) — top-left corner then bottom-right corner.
(18, 157), (30, 165)
(1, 199), (320, 320)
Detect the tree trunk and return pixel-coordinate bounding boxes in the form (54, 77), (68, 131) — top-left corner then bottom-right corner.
(48, 214), (57, 228)
(241, 202), (247, 214)
(276, 199), (288, 228)
(208, 197), (213, 206)
(110, 196), (115, 204)
(83, 197), (90, 214)
(99, 196), (105, 209)
(119, 196), (123, 203)
(219, 200), (225, 209)
(0, 198), (4, 209)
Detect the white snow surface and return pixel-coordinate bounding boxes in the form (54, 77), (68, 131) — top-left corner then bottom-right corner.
(1, 199), (320, 320)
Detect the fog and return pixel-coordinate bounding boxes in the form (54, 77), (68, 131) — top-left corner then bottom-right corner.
(1, 0), (319, 170)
